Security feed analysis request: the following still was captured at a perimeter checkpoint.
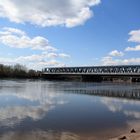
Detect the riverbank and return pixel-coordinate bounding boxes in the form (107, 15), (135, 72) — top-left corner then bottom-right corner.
(110, 129), (140, 140)
(0, 64), (42, 79)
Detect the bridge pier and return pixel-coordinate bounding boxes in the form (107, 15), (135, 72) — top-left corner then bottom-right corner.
(132, 77), (140, 82)
(42, 74), (140, 83)
(42, 74), (83, 81)
(81, 75), (102, 82)
(102, 76), (133, 83)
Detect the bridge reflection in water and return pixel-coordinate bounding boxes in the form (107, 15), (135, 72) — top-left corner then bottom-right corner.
(64, 86), (140, 100)
(43, 65), (140, 82)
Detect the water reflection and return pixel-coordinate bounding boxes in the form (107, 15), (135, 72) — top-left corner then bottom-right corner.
(101, 97), (140, 119)
(64, 83), (140, 100)
(0, 104), (54, 127)
(0, 80), (140, 140)
(0, 131), (80, 140)
(0, 80), (68, 128)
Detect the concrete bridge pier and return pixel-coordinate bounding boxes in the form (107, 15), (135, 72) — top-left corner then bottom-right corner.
(42, 74), (140, 83)
(81, 75), (102, 82)
(101, 76), (140, 83)
(132, 77), (140, 82)
(42, 74), (83, 81)
(81, 75), (131, 83)
(111, 77), (132, 83)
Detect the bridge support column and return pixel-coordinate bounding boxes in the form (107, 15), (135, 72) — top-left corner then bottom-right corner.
(132, 77), (140, 82)
(81, 75), (102, 82)
(42, 74), (83, 81)
(112, 77), (132, 83)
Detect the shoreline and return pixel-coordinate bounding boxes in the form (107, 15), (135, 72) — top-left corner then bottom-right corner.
(110, 129), (140, 140)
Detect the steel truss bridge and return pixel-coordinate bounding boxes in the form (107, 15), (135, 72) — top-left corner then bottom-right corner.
(43, 65), (140, 82)
(43, 65), (140, 75)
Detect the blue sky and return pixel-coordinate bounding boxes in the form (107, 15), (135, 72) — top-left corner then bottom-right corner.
(0, 0), (140, 69)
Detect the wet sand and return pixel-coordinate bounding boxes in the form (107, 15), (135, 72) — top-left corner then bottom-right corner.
(110, 130), (140, 140)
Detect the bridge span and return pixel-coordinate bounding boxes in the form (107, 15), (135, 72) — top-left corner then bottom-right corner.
(42, 65), (140, 82)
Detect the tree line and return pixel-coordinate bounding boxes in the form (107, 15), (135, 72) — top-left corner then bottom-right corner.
(0, 64), (42, 78)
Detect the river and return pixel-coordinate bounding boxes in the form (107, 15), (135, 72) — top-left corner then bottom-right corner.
(0, 79), (140, 140)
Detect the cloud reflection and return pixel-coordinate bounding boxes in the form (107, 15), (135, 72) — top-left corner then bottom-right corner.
(0, 105), (54, 127)
(0, 131), (80, 140)
(101, 97), (140, 119)
(0, 80), (68, 127)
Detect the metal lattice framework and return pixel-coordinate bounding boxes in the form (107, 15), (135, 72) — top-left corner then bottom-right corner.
(43, 65), (140, 75)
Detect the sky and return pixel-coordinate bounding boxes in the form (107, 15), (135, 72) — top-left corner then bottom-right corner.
(0, 0), (140, 70)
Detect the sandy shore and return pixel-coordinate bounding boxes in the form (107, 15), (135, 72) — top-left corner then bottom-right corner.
(110, 130), (140, 140)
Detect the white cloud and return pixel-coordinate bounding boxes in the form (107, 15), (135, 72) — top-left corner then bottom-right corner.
(16, 54), (44, 62)
(59, 53), (71, 58)
(0, 27), (26, 36)
(37, 60), (66, 68)
(0, 27), (71, 69)
(125, 29), (140, 51)
(98, 29), (140, 66)
(0, 27), (56, 51)
(0, 53), (68, 69)
(46, 53), (70, 58)
(0, 0), (101, 27)
(16, 53), (70, 62)
(47, 53), (58, 58)
(101, 56), (117, 65)
(101, 56), (140, 65)
(109, 50), (124, 57)
(125, 45), (140, 51)
(128, 29), (140, 43)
